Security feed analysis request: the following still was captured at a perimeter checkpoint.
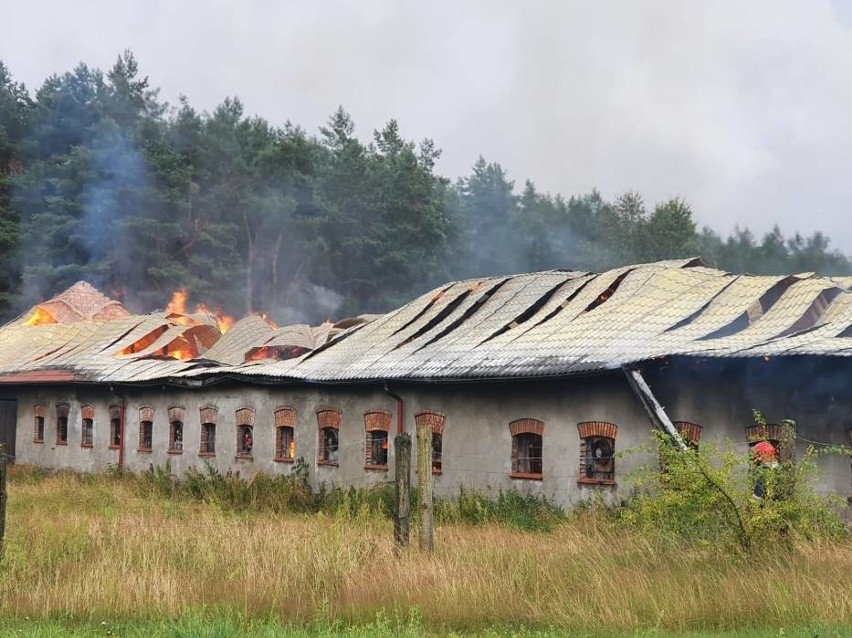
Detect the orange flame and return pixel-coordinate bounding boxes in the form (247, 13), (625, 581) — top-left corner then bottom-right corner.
(166, 289), (188, 315)
(196, 303), (234, 334)
(165, 289), (234, 334)
(22, 307), (56, 327)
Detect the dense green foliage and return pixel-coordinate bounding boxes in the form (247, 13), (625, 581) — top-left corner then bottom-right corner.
(620, 427), (848, 550)
(1, 53), (850, 322)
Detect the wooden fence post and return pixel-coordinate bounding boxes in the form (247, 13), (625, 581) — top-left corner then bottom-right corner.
(416, 423), (434, 552)
(0, 443), (7, 561)
(394, 433), (411, 550)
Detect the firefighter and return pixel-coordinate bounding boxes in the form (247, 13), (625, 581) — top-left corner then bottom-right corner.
(751, 440), (779, 499)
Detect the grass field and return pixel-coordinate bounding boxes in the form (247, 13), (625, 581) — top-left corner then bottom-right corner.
(0, 467), (850, 636)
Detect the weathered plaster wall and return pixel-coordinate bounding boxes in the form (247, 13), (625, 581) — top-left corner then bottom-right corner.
(13, 374), (655, 507)
(11, 358), (851, 507)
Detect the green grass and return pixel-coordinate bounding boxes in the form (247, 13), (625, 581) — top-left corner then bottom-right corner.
(1, 466), (850, 635)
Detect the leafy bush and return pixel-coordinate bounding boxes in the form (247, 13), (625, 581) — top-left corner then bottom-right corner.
(620, 416), (849, 550)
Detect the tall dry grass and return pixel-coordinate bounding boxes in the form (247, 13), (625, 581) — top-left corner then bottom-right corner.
(0, 467), (850, 634)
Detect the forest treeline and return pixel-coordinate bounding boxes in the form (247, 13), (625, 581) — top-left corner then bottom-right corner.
(0, 52), (849, 323)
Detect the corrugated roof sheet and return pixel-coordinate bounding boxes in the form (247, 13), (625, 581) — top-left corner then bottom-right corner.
(0, 259), (850, 385)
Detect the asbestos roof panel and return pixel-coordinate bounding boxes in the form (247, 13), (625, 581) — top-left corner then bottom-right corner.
(202, 316), (277, 365)
(1, 259), (850, 387)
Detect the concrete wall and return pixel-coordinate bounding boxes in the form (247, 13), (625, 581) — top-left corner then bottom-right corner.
(11, 358), (852, 507)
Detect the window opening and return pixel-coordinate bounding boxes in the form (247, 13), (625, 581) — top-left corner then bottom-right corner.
(138, 406), (154, 452)
(274, 406), (297, 462)
(577, 421), (618, 484)
(34, 405), (45, 443)
(235, 406), (255, 459)
(200, 423), (216, 455)
(81, 418), (94, 447)
(364, 410), (391, 470)
(414, 410), (446, 474)
(139, 421), (153, 452)
(432, 433), (443, 472)
(317, 408), (341, 465)
(509, 418), (544, 479)
(237, 425), (254, 457)
(169, 421), (184, 453)
(56, 402), (69, 445)
(109, 405), (121, 448)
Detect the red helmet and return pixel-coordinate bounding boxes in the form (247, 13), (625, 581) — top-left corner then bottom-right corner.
(753, 440), (777, 462)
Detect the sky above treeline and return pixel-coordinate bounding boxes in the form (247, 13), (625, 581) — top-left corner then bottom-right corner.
(4, 0), (852, 252)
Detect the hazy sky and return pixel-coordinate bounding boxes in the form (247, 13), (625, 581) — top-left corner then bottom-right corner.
(3, 0), (852, 251)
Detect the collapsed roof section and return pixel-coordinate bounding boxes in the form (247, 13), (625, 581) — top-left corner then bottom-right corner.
(0, 259), (850, 386)
(0, 284), (373, 383)
(16, 281), (130, 326)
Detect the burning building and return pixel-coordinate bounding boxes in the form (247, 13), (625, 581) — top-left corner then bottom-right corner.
(0, 259), (850, 508)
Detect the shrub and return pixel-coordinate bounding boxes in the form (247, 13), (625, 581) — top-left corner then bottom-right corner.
(620, 416), (849, 551)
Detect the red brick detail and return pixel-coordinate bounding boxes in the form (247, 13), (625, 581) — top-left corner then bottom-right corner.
(745, 423), (793, 444)
(55, 402), (70, 418)
(199, 405), (218, 425)
(80, 404), (95, 420)
(33, 404), (45, 418)
(364, 410), (391, 432)
(577, 421), (618, 440)
(316, 408), (341, 429)
(139, 406), (154, 422)
(414, 410), (446, 435)
(673, 421), (703, 443)
(168, 406), (186, 423)
(235, 407), (255, 427)
(509, 418), (545, 437)
(275, 406), (297, 427)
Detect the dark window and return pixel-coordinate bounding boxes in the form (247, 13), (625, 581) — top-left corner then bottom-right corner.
(56, 417), (68, 445)
(366, 430), (388, 467)
(319, 428), (339, 463)
(169, 421), (184, 453)
(110, 418), (122, 448)
(81, 418), (93, 447)
(414, 411), (446, 474)
(200, 423), (216, 455)
(432, 433), (442, 472)
(583, 437), (615, 481)
(512, 432), (543, 476)
(509, 418), (544, 479)
(139, 421), (153, 451)
(275, 426), (295, 461)
(237, 424), (253, 457)
(577, 422), (619, 485)
(34, 415), (45, 443)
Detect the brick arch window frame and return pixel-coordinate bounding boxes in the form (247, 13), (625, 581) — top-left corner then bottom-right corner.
(138, 406), (154, 452)
(235, 407), (255, 459)
(317, 408), (341, 466)
(274, 406), (297, 463)
(414, 410), (446, 474)
(108, 404), (122, 449)
(745, 422), (796, 463)
(199, 405), (219, 457)
(55, 402), (70, 446)
(80, 404), (95, 448)
(509, 418), (544, 480)
(33, 404), (45, 443)
(364, 409), (391, 470)
(168, 406), (186, 454)
(672, 421), (703, 449)
(577, 421), (618, 485)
